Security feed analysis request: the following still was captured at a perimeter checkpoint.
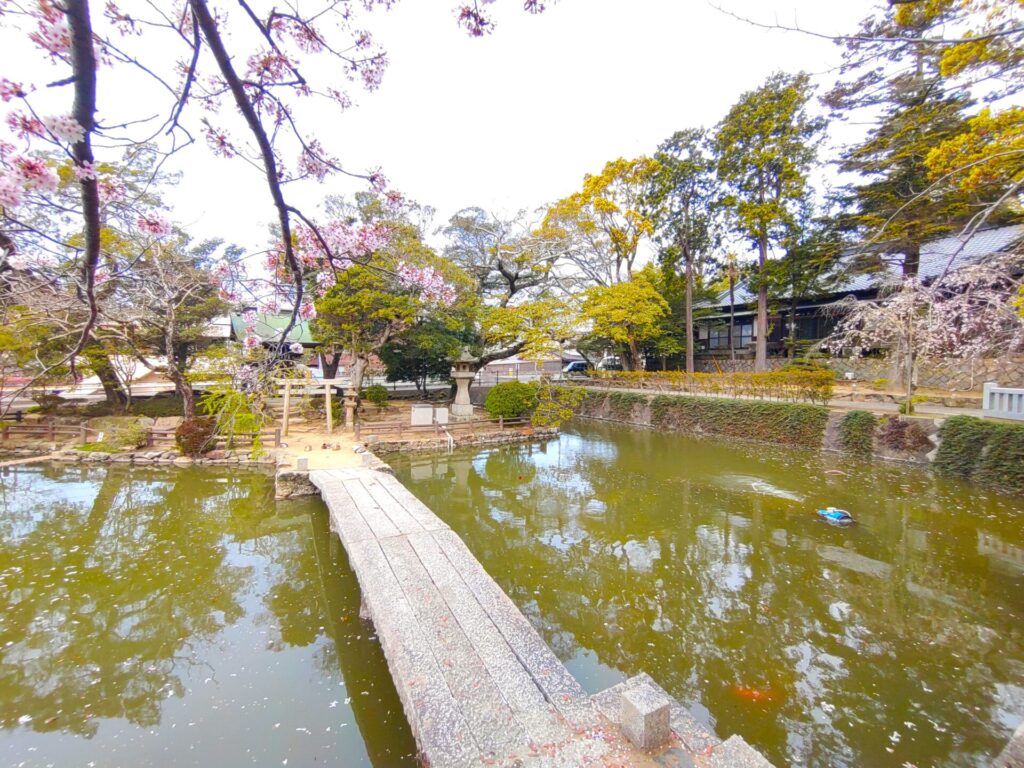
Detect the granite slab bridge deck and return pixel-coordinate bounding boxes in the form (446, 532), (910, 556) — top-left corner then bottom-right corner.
(308, 467), (772, 768)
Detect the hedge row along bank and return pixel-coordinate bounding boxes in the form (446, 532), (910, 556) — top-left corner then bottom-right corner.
(587, 369), (834, 404)
(936, 415), (1024, 494)
(580, 391), (829, 447)
(838, 410), (878, 459)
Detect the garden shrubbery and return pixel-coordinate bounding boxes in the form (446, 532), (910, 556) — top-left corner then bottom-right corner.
(935, 415), (1024, 493)
(363, 384), (389, 411)
(484, 381), (538, 418)
(838, 410), (877, 458)
(878, 417), (932, 452)
(589, 369), (834, 404)
(175, 417), (217, 457)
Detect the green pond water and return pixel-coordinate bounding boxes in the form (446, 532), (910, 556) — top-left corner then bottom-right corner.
(0, 464), (416, 767)
(388, 421), (1024, 768)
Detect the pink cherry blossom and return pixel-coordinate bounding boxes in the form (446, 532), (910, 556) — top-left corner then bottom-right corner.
(395, 261), (458, 306)
(6, 112), (46, 140)
(10, 156), (59, 193)
(72, 161), (98, 180)
(0, 79), (25, 102)
(29, 15), (71, 57)
(43, 114), (85, 143)
(136, 214), (172, 238)
(0, 173), (23, 208)
(244, 334), (261, 350)
(299, 301), (316, 320)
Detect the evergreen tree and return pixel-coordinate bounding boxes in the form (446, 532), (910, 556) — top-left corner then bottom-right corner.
(715, 72), (825, 371)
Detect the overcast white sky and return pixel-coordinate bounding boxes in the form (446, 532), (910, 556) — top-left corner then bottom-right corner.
(159, 0), (876, 254)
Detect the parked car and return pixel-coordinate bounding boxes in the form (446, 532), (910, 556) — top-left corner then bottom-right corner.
(596, 358), (623, 371)
(562, 360), (593, 377)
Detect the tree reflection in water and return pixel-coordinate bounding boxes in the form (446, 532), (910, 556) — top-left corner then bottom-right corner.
(391, 422), (1024, 768)
(0, 465), (415, 767)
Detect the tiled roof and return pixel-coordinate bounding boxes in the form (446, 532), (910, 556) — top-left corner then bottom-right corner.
(699, 224), (1024, 310)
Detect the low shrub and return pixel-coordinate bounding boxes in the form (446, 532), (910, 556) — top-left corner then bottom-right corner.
(839, 410), (877, 458)
(975, 424), (1024, 494)
(872, 378), (889, 390)
(582, 391), (829, 447)
(363, 384), (389, 411)
(485, 381), (538, 418)
(175, 417), (217, 457)
(878, 417), (932, 452)
(32, 393), (63, 414)
(934, 415), (1024, 493)
(934, 415), (997, 479)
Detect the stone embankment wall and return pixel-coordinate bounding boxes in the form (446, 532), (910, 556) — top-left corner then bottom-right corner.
(694, 354), (1024, 391)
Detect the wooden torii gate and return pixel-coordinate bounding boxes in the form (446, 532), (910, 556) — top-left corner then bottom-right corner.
(276, 378), (353, 437)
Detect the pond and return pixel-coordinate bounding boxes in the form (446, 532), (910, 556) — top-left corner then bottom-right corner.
(389, 421), (1024, 768)
(0, 464), (417, 767)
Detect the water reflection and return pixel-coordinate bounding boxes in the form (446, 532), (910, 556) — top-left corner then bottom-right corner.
(0, 465), (416, 767)
(391, 422), (1024, 768)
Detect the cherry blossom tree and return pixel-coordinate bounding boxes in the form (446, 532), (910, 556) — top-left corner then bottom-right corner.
(824, 250), (1024, 409)
(0, 0), (546, 409)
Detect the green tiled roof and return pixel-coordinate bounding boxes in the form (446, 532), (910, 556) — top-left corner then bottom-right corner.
(230, 313), (316, 345)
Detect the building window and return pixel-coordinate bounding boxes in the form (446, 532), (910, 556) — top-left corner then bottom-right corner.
(706, 322), (753, 349)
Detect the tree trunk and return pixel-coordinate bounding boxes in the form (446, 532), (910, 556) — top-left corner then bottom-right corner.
(728, 272), (736, 362)
(87, 346), (128, 409)
(350, 354), (368, 395)
(903, 240), (921, 278)
(755, 236), (769, 371)
(164, 310), (196, 420)
(685, 253), (695, 375)
(320, 350), (340, 379)
(787, 294), (798, 359)
(626, 339), (640, 371)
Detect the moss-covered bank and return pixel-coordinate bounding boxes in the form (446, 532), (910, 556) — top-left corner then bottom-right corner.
(579, 390), (829, 448)
(935, 415), (1024, 494)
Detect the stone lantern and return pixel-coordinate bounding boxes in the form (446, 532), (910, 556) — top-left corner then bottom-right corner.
(451, 347), (478, 420)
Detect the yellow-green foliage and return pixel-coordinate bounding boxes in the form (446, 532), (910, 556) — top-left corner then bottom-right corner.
(532, 382), (585, 428)
(589, 369), (834, 404)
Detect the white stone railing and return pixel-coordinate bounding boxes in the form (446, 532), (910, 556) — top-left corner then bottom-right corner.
(982, 382), (1024, 421)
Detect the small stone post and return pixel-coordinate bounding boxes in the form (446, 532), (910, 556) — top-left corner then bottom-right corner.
(451, 348), (479, 421)
(344, 388), (358, 433)
(282, 380), (291, 437)
(621, 679), (672, 750)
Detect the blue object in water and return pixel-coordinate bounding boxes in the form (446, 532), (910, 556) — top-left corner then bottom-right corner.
(817, 507), (855, 526)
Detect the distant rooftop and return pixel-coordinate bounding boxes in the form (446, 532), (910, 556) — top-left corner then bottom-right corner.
(700, 224), (1024, 310)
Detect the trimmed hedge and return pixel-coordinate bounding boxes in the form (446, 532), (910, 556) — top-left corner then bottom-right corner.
(934, 415), (998, 479)
(589, 369), (834, 404)
(583, 391), (829, 447)
(936, 415), (1024, 493)
(839, 410), (877, 458)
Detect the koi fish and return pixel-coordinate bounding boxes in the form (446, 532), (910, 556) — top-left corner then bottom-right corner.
(733, 686), (775, 703)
